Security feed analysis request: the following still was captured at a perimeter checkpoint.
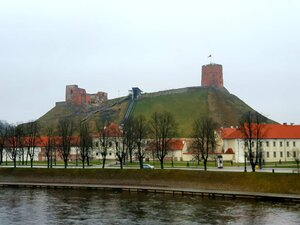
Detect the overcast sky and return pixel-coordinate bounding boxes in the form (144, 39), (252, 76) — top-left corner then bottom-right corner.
(0, 0), (299, 125)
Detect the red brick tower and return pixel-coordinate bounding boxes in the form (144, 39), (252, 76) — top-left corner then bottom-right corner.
(201, 63), (223, 88)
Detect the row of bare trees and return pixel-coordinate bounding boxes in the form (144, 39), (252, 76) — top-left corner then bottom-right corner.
(0, 121), (40, 168)
(0, 112), (221, 170)
(95, 112), (177, 170)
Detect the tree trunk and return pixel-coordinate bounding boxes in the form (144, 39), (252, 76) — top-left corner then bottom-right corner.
(160, 159), (164, 169)
(30, 159), (33, 168)
(102, 157), (106, 169)
(13, 159), (16, 168)
(64, 159), (68, 169)
(139, 157), (143, 169)
(22, 149), (24, 165)
(203, 159), (207, 171)
(129, 151), (133, 163)
(251, 163), (256, 172)
(26, 150), (29, 165)
(0, 151), (2, 165)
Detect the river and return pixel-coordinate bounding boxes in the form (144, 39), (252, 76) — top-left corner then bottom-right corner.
(0, 187), (299, 225)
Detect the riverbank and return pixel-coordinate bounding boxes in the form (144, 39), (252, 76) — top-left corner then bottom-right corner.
(0, 168), (299, 199)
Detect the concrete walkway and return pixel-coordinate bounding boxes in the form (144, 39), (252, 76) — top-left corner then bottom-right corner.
(0, 181), (299, 202)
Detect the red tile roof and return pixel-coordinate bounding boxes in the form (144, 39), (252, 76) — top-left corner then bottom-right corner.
(221, 124), (300, 139)
(146, 139), (185, 151)
(4, 136), (80, 148)
(169, 139), (184, 151)
(225, 148), (234, 154)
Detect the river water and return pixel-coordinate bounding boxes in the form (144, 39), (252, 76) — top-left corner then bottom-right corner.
(0, 187), (299, 225)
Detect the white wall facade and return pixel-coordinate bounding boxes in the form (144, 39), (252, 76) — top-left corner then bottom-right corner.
(223, 138), (300, 163)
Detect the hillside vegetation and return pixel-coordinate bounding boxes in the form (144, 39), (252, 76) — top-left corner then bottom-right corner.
(37, 86), (273, 136)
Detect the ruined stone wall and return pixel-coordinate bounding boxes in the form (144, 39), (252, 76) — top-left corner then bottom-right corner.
(88, 92), (108, 104)
(65, 85), (107, 106)
(201, 64), (223, 88)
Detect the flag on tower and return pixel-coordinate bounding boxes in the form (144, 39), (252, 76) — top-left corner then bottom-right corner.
(208, 54), (212, 58)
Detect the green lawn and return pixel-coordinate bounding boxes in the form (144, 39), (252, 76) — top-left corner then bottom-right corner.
(1, 159), (298, 169)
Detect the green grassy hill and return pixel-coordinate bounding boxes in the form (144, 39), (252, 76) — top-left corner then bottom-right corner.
(37, 86), (274, 136)
(132, 86), (272, 137)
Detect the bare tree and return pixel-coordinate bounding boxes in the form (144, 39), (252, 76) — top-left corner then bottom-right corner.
(239, 111), (267, 172)
(23, 121), (40, 168)
(96, 121), (111, 169)
(150, 112), (177, 169)
(123, 118), (136, 164)
(192, 117), (218, 171)
(6, 125), (19, 168)
(79, 122), (93, 168)
(14, 125), (25, 166)
(0, 121), (9, 165)
(133, 115), (149, 169)
(57, 118), (74, 169)
(45, 127), (55, 168)
(113, 131), (126, 169)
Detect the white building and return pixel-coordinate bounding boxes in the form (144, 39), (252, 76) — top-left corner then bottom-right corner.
(221, 124), (300, 163)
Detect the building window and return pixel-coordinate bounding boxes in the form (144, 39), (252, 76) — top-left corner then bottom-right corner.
(266, 141), (269, 147)
(287, 152), (290, 157)
(293, 141), (296, 147)
(267, 152), (269, 158)
(286, 141), (289, 147)
(280, 141), (283, 147)
(280, 152), (283, 158)
(293, 151), (296, 158)
(273, 141), (276, 147)
(95, 142), (99, 147)
(251, 142), (254, 147)
(273, 152), (276, 158)
(259, 141), (262, 147)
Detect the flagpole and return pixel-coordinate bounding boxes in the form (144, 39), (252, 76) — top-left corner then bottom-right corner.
(208, 54), (212, 64)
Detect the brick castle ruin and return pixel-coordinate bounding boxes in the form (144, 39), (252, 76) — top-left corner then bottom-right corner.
(65, 85), (108, 105)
